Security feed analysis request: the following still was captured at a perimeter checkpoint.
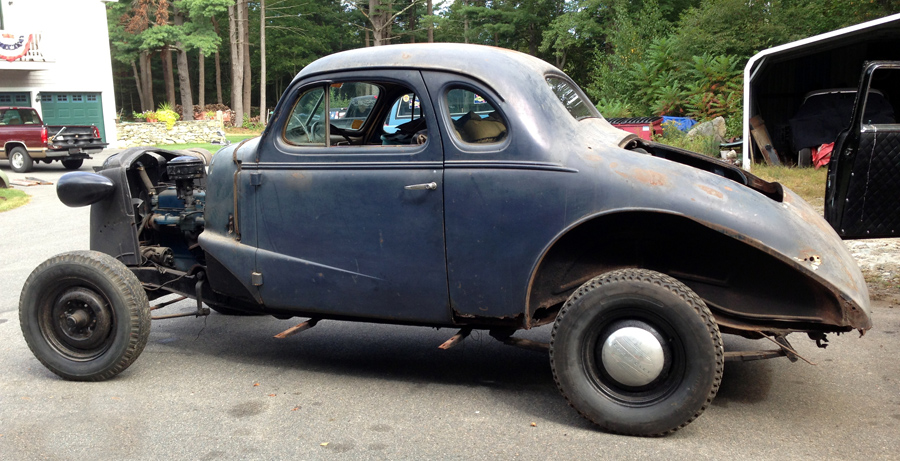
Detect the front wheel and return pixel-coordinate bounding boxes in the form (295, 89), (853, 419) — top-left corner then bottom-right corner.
(550, 269), (724, 436)
(61, 158), (84, 170)
(19, 251), (152, 381)
(8, 146), (33, 173)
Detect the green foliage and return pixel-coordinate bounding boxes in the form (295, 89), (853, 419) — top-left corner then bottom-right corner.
(595, 98), (633, 119)
(655, 123), (720, 157)
(683, 54), (743, 123)
(241, 118), (265, 131)
(156, 102), (181, 130)
(586, 0), (669, 106)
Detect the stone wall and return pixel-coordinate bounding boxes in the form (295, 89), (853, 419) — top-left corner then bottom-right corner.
(115, 120), (227, 147)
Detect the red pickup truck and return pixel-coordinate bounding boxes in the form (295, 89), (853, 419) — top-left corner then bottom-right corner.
(0, 106), (107, 173)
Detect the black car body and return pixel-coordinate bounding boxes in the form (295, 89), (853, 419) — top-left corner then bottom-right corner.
(21, 44), (872, 437)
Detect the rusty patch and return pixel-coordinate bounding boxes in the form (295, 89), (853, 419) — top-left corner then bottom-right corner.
(613, 166), (668, 186)
(697, 185), (723, 199)
(633, 168), (667, 186)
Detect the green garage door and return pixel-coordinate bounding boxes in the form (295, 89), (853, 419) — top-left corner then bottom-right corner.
(40, 92), (106, 142)
(0, 92), (31, 106)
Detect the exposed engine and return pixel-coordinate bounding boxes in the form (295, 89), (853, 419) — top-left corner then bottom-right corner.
(137, 155), (207, 271)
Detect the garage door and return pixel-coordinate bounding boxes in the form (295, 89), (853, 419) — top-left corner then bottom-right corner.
(40, 92), (106, 142)
(0, 92), (31, 106)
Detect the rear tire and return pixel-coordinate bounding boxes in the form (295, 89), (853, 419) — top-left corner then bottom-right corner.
(798, 148), (812, 168)
(19, 251), (151, 381)
(8, 146), (33, 173)
(61, 159), (84, 170)
(550, 268), (724, 436)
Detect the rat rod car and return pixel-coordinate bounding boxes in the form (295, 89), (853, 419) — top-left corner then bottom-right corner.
(20, 44), (872, 437)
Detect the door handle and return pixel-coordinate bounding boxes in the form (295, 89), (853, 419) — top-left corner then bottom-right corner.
(404, 182), (438, 191)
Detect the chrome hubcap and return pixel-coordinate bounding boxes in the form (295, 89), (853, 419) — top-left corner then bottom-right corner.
(601, 326), (665, 387)
(11, 153), (23, 169)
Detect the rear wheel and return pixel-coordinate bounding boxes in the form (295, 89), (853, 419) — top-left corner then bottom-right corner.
(798, 148), (812, 168)
(61, 159), (84, 170)
(550, 268), (723, 436)
(8, 146), (33, 173)
(19, 251), (151, 381)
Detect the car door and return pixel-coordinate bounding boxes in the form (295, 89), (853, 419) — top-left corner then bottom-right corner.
(250, 70), (451, 324)
(421, 71), (575, 321)
(825, 61), (900, 239)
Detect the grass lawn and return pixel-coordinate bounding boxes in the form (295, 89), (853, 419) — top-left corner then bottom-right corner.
(152, 134), (256, 153)
(751, 163), (828, 208)
(0, 188), (30, 212)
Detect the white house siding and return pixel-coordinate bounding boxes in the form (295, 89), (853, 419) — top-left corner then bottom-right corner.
(0, 0), (118, 143)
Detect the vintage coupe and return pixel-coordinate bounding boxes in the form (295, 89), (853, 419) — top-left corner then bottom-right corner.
(20, 44), (872, 436)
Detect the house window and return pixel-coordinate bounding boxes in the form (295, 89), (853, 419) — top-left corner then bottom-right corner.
(57, 95), (68, 102)
(87, 95), (97, 102)
(14, 94), (27, 104)
(41, 94), (52, 102)
(72, 94), (83, 102)
(0, 95), (10, 103)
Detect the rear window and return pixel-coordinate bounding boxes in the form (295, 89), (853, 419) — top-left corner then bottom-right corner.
(0, 108), (39, 125)
(546, 76), (596, 120)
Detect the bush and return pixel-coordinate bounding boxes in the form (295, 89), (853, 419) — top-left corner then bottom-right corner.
(655, 122), (720, 157)
(155, 102), (180, 130)
(596, 98), (633, 118)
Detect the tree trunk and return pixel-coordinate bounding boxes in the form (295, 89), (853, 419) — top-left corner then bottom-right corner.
(174, 8), (194, 121)
(528, 23), (537, 56)
(140, 50), (154, 111)
(199, 49), (205, 109)
(131, 60), (146, 113)
(229, 2), (244, 127)
(408, 1), (416, 43)
(242, 0), (252, 120)
(163, 46), (176, 107)
(215, 50), (223, 105)
(260, 0), (266, 125)
(427, 0), (433, 43)
(211, 16), (223, 105)
(369, 0), (392, 46)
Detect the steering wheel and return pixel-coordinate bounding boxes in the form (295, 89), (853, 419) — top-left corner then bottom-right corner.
(289, 114), (312, 142)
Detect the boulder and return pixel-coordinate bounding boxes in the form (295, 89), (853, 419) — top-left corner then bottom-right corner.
(688, 116), (727, 143)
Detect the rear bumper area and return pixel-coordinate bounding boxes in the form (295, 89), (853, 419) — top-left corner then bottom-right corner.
(33, 143), (107, 159)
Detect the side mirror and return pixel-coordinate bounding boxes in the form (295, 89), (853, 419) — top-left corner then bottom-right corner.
(57, 172), (115, 207)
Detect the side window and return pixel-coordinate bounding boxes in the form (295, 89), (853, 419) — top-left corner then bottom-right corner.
(382, 93), (427, 145)
(284, 81), (426, 148)
(285, 87), (326, 146)
(20, 109), (38, 124)
(329, 82), (380, 132)
(446, 88), (507, 144)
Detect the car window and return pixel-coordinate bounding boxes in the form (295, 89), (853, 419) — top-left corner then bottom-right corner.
(446, 88), (508, 144)
(285, 86), (327, 146)
(331, 82), (380, 132)
(384, 93), (423, 133)
(546, 76), (596, 120)
(284, 81), (430, 148)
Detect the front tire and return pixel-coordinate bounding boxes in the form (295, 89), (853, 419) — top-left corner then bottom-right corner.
(19, 251), (151, 381)
(61, 159), (84, 170)
(8, 146), (33, 173)
(550, 269), (724, 436)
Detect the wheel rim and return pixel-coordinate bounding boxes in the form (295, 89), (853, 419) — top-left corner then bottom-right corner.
(39, 286), (115, 360)
(584, 305), (683, 406)
(10, 152), (23, 170)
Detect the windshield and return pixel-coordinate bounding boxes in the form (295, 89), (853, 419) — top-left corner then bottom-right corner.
(546, 76), (597, 121)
